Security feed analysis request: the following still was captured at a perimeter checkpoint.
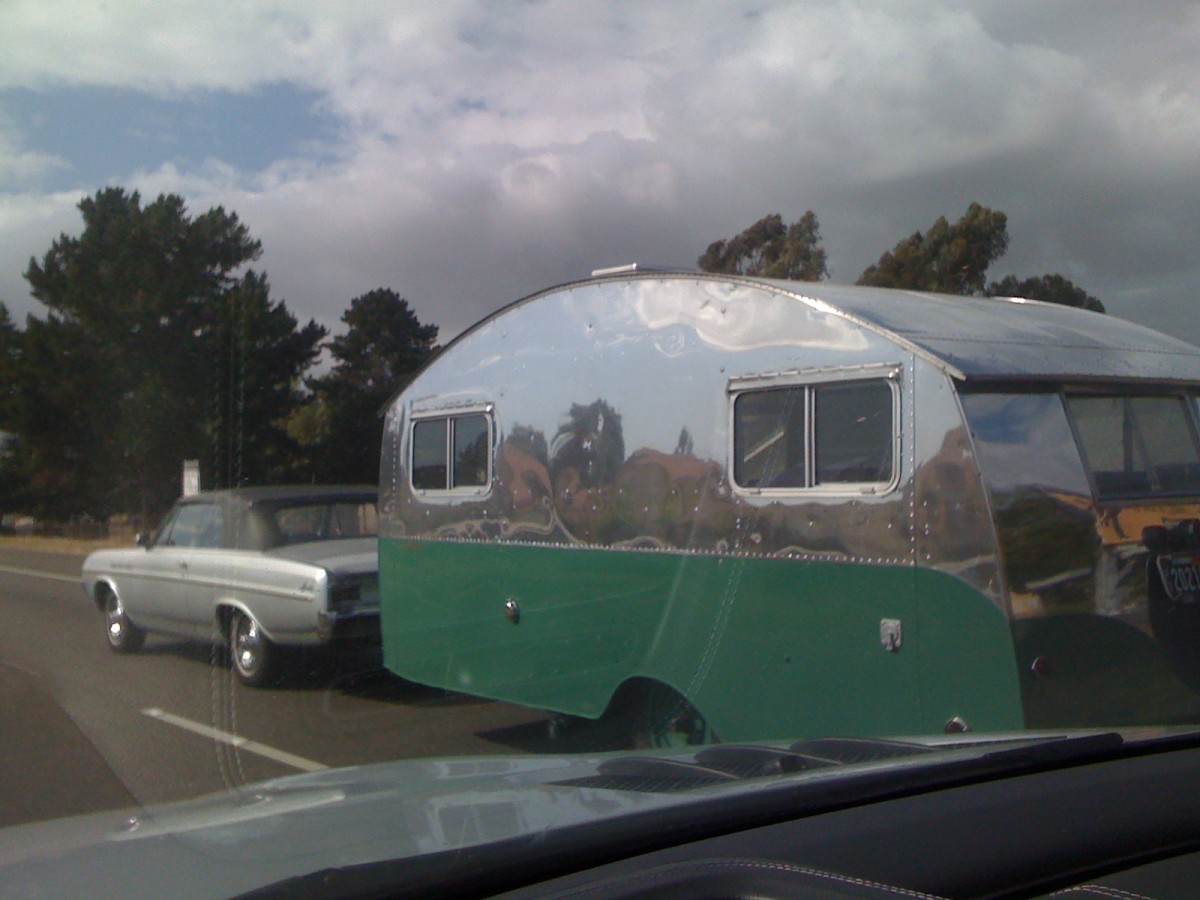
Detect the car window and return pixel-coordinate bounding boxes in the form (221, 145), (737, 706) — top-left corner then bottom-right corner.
(813, 380), (893, 484)
(158, 503), (221, 548)
(271, 501), (378, 544)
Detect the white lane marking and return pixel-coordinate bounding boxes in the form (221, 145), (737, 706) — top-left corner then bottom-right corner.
(0, 564), (80, 585)
(142, 707), (328, 773)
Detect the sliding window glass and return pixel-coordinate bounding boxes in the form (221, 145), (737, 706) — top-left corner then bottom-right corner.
(410, 412), (492, 492)
(732, 377), (896, 492)
(814, 380), (893, 485)
(733, 388), (806, 488)
(452, 414), (490, 488)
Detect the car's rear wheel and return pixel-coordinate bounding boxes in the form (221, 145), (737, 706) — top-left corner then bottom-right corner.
(229, 610), (277, 687)
(103, 589), (145, 653)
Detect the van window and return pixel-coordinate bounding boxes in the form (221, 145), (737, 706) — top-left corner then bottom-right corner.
(410, 412), (493, 492)
(732, 377), (895, 490)
(1066, 394), (1200, 498)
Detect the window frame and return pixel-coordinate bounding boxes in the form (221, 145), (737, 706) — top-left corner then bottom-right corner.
(728, 364), (902, 497)
(408, 404), (495, 497)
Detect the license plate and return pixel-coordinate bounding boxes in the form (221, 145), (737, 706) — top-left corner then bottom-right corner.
(1156, 555), (1200, 604)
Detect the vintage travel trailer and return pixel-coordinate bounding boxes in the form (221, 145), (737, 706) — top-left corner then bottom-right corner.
(379, 269), (1200, 744)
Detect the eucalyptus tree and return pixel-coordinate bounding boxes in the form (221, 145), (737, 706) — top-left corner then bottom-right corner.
(857, 202), (1010, 295)
(699, 212), (829, 281)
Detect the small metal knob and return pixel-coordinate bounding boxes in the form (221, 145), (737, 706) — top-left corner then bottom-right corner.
(504, 598), (521, 624)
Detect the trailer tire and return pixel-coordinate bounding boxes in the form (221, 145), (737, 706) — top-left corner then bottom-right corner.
(632, 682), (714, 748)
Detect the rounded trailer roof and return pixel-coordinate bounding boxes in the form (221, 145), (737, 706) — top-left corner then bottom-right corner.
(541, 272), (1200, 384)
(750, 278), (1200, 384)
(432, 271), (1200, 387)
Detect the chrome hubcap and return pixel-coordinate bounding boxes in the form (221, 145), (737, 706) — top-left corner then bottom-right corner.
(106, 597), (124, 640)
(234, 616), (261, 673)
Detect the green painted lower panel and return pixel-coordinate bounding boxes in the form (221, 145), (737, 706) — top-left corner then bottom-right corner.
(380, 538), (1026, 741)
(1013, 614), (1200, 728)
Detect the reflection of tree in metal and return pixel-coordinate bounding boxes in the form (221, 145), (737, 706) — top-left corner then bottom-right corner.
(508, 425), (548, 467)
(991, 487), (1098, 615)
(674, 426), (694, 457)
(551, 400), (625, 489)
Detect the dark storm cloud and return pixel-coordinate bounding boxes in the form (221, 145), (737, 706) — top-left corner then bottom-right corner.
(1, 2), (1197, 342)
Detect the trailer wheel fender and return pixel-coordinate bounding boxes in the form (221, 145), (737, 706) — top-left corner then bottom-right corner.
(607, 679), (716, 748)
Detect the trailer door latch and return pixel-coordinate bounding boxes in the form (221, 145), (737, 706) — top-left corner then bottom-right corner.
(880, 619), (902, 652)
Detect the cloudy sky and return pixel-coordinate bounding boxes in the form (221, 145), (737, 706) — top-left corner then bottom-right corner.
(1, 1), (1198, 345)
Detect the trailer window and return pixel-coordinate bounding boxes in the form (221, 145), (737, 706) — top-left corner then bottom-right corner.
(733, 387), (806, 488)
(733, 377), (895, 491)
(1066, 394), (1200, 498)
(814, 381), (894, 484)
(452, 414), (490, 488)
(410, 412), (493, 492)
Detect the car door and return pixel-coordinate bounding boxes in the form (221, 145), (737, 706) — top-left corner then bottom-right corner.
(124, 502), (218, 635)
(178, 500), (234, 638)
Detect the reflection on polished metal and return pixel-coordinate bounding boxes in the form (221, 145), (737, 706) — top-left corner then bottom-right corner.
(388, 278), (923, 565)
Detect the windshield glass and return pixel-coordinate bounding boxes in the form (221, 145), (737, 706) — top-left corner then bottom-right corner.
(4, 5), (1200, 897)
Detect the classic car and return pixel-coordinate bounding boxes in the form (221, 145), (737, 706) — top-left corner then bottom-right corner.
(81, 485), (380, 686)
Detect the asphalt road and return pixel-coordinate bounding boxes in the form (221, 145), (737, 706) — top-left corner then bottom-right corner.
(0, 545), (575, 829)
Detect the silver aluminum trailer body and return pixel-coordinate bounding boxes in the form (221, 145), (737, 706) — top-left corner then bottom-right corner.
(379, 273), (1200, 743)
